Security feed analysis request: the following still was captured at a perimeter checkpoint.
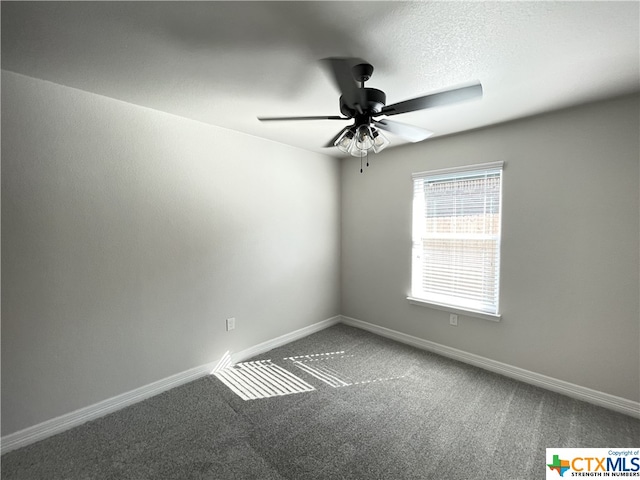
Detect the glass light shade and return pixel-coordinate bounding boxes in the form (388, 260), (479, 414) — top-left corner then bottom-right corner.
(354, 125), (375, 151)
(372, 128), (390, 153)
(335, 124), (391, 157)
(334, 128), (355, 154)
(348, 141), (367, 157)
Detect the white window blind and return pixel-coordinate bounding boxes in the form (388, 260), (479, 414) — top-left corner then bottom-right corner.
(411, 162), (503, 316)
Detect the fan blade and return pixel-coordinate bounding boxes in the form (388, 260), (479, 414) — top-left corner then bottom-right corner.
(373, 119), (434, 143)
(323, 126), (352, 148)
(377, 83), (483, 117)
(322, 57), (365, 108)
(258, 115), (348, 121)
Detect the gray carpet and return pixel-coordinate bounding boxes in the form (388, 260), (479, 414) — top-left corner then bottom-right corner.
(2, 324), (639, 479)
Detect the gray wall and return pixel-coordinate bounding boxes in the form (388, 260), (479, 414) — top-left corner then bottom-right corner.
(341, 94), (640, 402)
(1, 71), (341, 435)
(2, 69), (638, 437)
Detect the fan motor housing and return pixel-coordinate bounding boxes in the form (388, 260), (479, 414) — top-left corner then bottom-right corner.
(339, 88), (386, 117)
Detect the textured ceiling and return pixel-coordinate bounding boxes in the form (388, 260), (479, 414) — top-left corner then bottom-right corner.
(2, 1), (639, 157)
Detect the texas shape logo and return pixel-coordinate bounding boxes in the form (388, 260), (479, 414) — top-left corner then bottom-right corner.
(547, 454), (570, 477)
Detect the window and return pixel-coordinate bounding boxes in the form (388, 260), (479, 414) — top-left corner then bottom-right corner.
(409, 162), (503, 318)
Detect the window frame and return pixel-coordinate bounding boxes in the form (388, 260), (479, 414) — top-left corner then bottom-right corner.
(407, 161), (504, 321)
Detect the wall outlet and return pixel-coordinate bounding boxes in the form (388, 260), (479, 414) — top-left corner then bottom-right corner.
(226, 317), (236, 331)
(449, 314), (458, 326)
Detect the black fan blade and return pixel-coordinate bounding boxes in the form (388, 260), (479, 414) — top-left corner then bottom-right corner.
(322, 57), (365, 109)
(323, 125), (352, 148)
(258, 115), (348, 121)
(377, 83), (483, 117)
(373, 119), (434, 143)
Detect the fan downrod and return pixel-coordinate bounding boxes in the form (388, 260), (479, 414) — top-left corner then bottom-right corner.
(352, 63), (374, 85)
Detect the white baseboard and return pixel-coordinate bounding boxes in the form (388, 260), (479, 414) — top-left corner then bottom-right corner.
(0, 361), (218, 455)
(340, 315), (640, 419)
(230, 315), (341, 364)
(0, 315), (340, 454)
(4, 313), (634, 455)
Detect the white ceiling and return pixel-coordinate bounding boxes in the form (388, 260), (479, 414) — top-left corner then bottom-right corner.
(2, 1), (639, 158)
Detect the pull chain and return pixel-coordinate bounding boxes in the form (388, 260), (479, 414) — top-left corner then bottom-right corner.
(359, 149), (370, 173)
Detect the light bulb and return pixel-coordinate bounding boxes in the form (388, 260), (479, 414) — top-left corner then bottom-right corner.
(372, 128), (390, 153)
(354, 125), (375, 151)
(334, 128), (355, 154)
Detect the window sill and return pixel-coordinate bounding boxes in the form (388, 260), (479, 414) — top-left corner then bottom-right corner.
(406, 296), (502, 322)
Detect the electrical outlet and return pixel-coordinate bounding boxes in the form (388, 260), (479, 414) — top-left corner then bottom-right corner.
(226, 317), (236, 331)
(449, 314), (458, 326)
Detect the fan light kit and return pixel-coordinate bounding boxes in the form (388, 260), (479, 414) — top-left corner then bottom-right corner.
(335, 124), (390, 156)
(259, 58), (483, 172)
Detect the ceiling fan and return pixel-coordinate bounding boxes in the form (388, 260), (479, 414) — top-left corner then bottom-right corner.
(258, 58), (483, 163)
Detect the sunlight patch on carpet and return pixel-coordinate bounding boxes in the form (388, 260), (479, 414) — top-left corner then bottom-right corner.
(214, 360), (315, 400)
(285, 351), (354, 387)
(285, 351), (407, 388)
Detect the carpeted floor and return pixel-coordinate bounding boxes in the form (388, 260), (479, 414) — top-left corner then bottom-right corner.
(2, 324), (638, 479)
